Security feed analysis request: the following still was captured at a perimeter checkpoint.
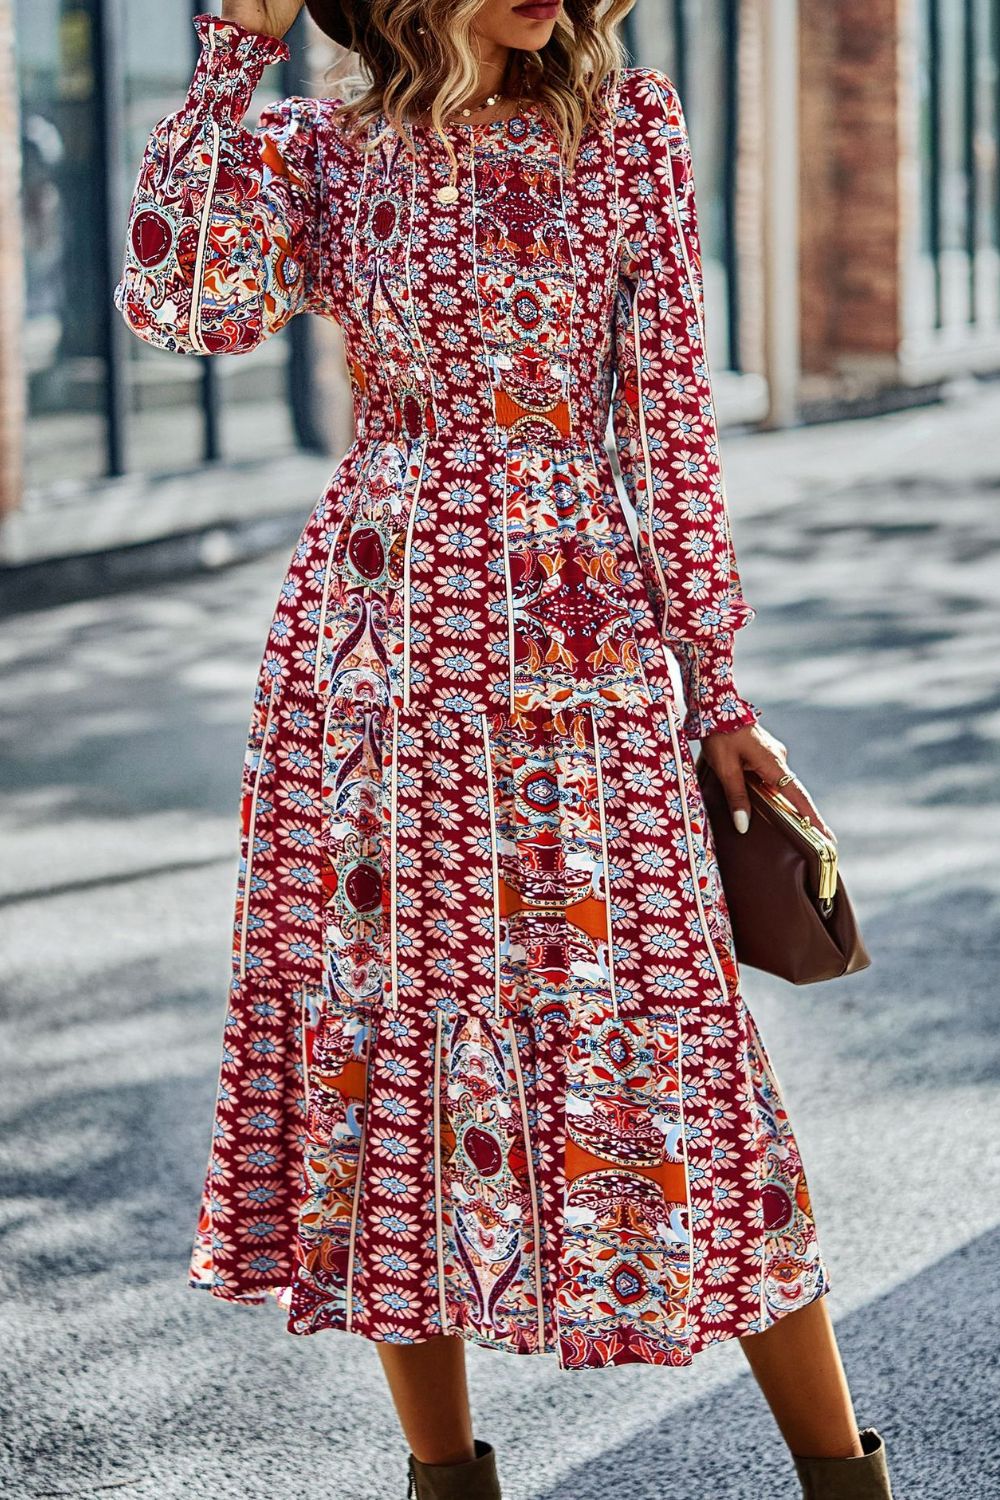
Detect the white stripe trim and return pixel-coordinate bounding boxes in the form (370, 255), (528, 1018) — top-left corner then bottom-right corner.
(630, 286), (673, 611)
(402, 437), (428, 710)
(657, 84), (741, 600)
(500, 460), (516, 713)
(589, 708), (619, 1020)
(553, 142), (578, 432)
(189, 116), (222, 355)
(432, 1010), (450, 1333)
(300, 990), (311, 1114)
(343, 1028), (371, 1333)
(480, 713), (503, 1021)
(238, 687), (276, 981)
(508, 1017), (547, 1354)
(749, 1019), (794, 1330)
(661, 107), (708, 353)
(313, 438), (382, 697)
(399, 140), (437, 706)
(387, 708), (400, 1008)
(319, 689), (335, 807)
(675, 1010), (696, 1335)
(313, 541), (338, 696)
(588, 434), (655, 706)
(663, 698), (729, 1003)
(404, 149), (440, 430)
(348, 147), (372, 353)
(467, 136), (500, 446)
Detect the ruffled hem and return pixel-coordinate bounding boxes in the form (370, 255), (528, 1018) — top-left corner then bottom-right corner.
(189, 984), (830, 1373)
(188, 1269), (833, 1372)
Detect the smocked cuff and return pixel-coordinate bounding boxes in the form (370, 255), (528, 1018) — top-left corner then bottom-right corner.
(669, 636), (761, 740)
(189, 13), (290, 124)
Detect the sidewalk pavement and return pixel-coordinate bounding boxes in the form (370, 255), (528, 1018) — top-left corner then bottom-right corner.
(0, 450), (336, 613)
(724, 374), (999, 520)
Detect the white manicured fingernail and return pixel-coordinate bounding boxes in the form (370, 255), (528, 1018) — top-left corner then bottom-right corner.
(733, 809), (750, 834)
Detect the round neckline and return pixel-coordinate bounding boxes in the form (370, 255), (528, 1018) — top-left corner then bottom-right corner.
(402, 99), (541, 135)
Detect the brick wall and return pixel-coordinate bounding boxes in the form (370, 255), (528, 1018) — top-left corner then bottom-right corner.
(799, 0), (906, 380)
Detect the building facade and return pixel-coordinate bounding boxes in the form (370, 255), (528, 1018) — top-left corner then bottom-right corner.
(1, 0), (996, 527)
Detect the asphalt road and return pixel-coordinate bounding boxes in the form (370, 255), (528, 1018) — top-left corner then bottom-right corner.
(2, 391), (999, 1500)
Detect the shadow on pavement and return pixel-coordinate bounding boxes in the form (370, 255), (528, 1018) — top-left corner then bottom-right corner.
(532, 1226), (1000, 1500)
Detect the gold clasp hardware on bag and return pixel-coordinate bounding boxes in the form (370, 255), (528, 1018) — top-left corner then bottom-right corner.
(754, 783), (839, 909)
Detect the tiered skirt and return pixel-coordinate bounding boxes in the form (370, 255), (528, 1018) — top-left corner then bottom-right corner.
(189, 687), (828, 1370)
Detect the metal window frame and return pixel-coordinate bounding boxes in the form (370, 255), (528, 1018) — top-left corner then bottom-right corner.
(962, 0), (977, 323)
(283, 13), (325, 453)
(721, 0), (740, 372)
(927, 0), (944, 329)
(88, 0), (324, 482)
(624, 0), (742, 374)
(189, 0), (221, 461)
(923, 0), (995, 333)
(94, 0), (128, 475)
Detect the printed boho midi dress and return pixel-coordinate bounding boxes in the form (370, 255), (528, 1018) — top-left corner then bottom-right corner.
(115, 12), (829, 1371)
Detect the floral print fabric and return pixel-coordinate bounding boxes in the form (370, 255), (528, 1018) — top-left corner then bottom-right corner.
(118, 14), (827, 1369)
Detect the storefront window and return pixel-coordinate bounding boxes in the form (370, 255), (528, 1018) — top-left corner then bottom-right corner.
(626, 0), (739, 372)
(120, 1), (297, 475)
(15, 0), (302, 498)
(17, 0), (107, 490)
(15, 0), (746, 500)
(916, 0), (1000, 336)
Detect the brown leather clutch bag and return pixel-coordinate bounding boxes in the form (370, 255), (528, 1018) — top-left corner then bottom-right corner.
(695, 754), (871, 985)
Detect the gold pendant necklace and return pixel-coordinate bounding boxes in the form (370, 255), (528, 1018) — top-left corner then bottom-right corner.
(458, 89), (505, 117)
(433, 92), (524, 205)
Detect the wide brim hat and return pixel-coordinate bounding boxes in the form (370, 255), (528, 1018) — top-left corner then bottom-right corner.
(306, 1), (589, 50)
(304, 0), (360, 49)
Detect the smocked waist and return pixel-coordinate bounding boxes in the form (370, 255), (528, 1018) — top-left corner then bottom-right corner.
(352, 414), (614, 457)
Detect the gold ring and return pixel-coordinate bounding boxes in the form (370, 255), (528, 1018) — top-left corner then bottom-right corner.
(776, 772), (795, 787)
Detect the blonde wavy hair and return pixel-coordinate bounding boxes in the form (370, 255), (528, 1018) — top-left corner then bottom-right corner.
(317, 0), (636, 176)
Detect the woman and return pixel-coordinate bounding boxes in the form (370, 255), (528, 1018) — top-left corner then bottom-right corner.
(115, 3), (894, 1496)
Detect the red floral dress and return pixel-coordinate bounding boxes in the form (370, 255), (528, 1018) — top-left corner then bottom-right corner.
(115, 12), (829, 1370)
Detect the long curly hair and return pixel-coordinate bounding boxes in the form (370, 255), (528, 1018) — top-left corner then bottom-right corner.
(305, 0), (635, 175)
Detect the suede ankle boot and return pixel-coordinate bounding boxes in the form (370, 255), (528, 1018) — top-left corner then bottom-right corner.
(793, 1428), (893, 1499)
(406, 1438), (501, 1500)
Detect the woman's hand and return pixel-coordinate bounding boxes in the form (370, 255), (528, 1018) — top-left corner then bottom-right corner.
(221, 0), (305, 39)
(700, 723), (835, 840)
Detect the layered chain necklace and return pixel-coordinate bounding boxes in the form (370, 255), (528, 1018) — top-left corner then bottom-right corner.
(456, 87), (507, 117)
(409, 83), (525, 204)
